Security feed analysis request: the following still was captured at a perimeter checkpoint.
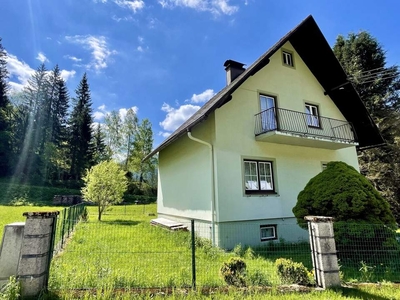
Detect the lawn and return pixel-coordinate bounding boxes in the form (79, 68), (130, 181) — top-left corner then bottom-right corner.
(0, 205), (61, 231)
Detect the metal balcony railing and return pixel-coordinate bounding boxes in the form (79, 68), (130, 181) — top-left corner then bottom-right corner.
(254, 107), (357, 143)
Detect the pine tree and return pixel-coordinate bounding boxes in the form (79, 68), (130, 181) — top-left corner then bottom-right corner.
(68, 73), (93, 180)
(333, 31), (400, 222)
(0, 37), (11, 176)
(91, 123), (109, 165)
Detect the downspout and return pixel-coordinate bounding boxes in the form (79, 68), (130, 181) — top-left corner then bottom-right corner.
(187, 129), (216, 246)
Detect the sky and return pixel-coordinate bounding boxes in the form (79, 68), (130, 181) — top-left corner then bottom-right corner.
(1, 0), (399, 147)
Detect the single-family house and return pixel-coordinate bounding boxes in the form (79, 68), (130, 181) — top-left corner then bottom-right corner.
(144, 15), (384, 249)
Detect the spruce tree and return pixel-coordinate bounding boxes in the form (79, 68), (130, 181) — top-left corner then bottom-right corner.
(333, 31), (400, 221)
(91, 123), (109, 165)
(0, 37), (11, 176)
(68, 73), (93, 181)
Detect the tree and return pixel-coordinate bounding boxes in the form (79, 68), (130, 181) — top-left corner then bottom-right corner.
(292, 161), (396, 226)
(121, 108), (138, 169)
(0, 37), (11, 176)
(81, 160), (128, 221)
(333, 31), (400, 222)
(129, 119), (156, 184)
(68, 73), (93, 180)
(91, 123), (109, 165)
(104, 110), (123, 159)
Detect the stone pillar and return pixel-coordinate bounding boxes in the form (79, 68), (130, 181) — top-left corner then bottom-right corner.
(0, 222), (25, 289)
(17, 211), (59, 298)
(305, 216), (340, 289)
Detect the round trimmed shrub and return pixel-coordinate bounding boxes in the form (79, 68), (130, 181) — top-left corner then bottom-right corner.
(292, 161), (396, 226)
(220, 257), (247, 287)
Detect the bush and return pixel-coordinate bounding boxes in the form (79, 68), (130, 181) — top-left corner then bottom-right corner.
(220, 257), (247, 287)
(275, 258), (311, 285)
(0, 276), (20, 300)
(293, 161), (396, 227)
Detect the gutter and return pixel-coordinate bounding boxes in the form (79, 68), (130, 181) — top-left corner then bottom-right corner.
(187, 129), (216, 246)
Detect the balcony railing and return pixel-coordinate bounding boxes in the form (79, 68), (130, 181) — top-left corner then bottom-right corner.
(254, 107), (357, 143)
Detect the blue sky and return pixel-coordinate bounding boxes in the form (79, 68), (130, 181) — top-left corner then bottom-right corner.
(1, 0), (399, 147)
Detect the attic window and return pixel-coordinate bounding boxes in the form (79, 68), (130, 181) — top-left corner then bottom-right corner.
(282, 50), (294, 67)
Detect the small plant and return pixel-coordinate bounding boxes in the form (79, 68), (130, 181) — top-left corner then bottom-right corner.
(220, 257), (247, 287)
(0, 276), (20, 300)
(275, 258), (311, 285)
(233, 244), (245, 257)
(359, 261), (375, 282)
(247, 268), (270, 286)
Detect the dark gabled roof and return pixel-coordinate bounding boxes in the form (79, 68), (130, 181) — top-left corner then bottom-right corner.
(144, 15), (384, 161)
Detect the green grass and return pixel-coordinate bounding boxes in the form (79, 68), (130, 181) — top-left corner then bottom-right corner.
(0, 205), (61, 230)
(44, 283), (400, 299)
(0, 181), (80, 206)
(50, 205), (292, 290)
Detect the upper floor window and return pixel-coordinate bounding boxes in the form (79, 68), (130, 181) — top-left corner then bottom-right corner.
(244, 159), (275, 194)
(305, 103), (320, 127)
(282, 51), (294, 67)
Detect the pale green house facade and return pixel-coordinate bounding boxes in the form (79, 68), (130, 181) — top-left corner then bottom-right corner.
(146, 16), (383, 249)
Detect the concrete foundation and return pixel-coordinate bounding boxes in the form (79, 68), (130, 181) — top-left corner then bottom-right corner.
(305, 216), (341, 289)
(0, 222), (25, 289)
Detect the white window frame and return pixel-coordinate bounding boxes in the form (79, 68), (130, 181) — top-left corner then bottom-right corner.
(321, 162), (329, 171)
(282, 51), (294, 67)
(305, 103), (320, 128)
(260, 225), (277, 241)
(243, 160), (275, 194)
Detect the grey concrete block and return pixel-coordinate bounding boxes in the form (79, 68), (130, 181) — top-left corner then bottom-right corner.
(18, 256), (48, 275)
(20, 235), (51, 255)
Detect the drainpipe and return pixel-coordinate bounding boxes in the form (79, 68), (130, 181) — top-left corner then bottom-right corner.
(187, 129), (216, 246)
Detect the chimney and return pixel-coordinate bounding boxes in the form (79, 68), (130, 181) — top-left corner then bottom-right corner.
(224, 60), (245, 85)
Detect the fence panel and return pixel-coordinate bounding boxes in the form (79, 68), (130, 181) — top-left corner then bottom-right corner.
(49, 208), (312, 290)
(334, 222), (400, 282)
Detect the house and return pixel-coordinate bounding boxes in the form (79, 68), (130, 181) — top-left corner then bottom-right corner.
(144, 15), (384, 249)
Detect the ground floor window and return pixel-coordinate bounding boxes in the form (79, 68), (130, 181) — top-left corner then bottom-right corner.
(244, 159), (275, 194)
(260, 224), (277, 241)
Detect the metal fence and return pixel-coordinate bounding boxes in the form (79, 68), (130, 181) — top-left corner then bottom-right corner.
(53, 203), (86, 253)
(334, 222), (400, 283)
(48, 207), (400, 292)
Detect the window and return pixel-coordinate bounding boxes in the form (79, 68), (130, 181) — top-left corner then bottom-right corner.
(259, 95), (277, 131)
(305, 103), (320, 127)
(260, 225), (277, 241)
(321, 162), (328, 171)
(282, 51), (294, 67)
(244, 160), (275, 194)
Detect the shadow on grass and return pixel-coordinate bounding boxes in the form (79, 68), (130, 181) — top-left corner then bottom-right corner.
(101, 219), (141, 226)
(338, 286), (391, 300)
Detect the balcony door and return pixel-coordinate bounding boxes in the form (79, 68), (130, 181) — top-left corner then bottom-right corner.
(260, 95), (277, 131)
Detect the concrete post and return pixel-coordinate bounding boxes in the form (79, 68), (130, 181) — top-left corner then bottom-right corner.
(0, 222), (25, 289)
(305, 216), (340, 289)
(17, 211), (59, 298)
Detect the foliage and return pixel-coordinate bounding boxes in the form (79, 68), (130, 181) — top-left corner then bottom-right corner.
(129, 119), (157, 186)
(292, 161), (396, 227)
(0, 276), (20, 300)
(91, 123), (110, 165)
(81, 160), (128, 220)
(69, 73), (93, 180)
(333, 31), (400, 222)
(275, 258), (312, 285)
(220, 257), (247, 287)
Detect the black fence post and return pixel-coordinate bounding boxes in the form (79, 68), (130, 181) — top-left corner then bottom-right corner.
(191, 219), (196, 290)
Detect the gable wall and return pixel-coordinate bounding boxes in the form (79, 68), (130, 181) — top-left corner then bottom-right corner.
(213, 42), (359, 222)
(157, 113), (216, 220)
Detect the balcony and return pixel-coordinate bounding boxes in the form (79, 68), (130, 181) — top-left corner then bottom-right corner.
(254, 108), (358, 149)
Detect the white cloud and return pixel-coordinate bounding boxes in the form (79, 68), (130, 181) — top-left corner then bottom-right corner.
(159, 131), (171, 138)
(158, 0), (238, 15)
(36, 52), (49, 63)
(6, 54), (35, 92)
(159, 103), (200, 132)
(190, 89), (215, 103)
(65, 35), (117, 72)
(138, 36), (144, 43)
(92, 105), (138, 122)
(137, 46), (144, 52)
(93, 111), (106, 121)
(112, 15), (135, 22)
(60, 69), (76, 81)
(64, 55), (82, 62)
(114, 0), (145, 12)
(6, 52), (75, 93)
